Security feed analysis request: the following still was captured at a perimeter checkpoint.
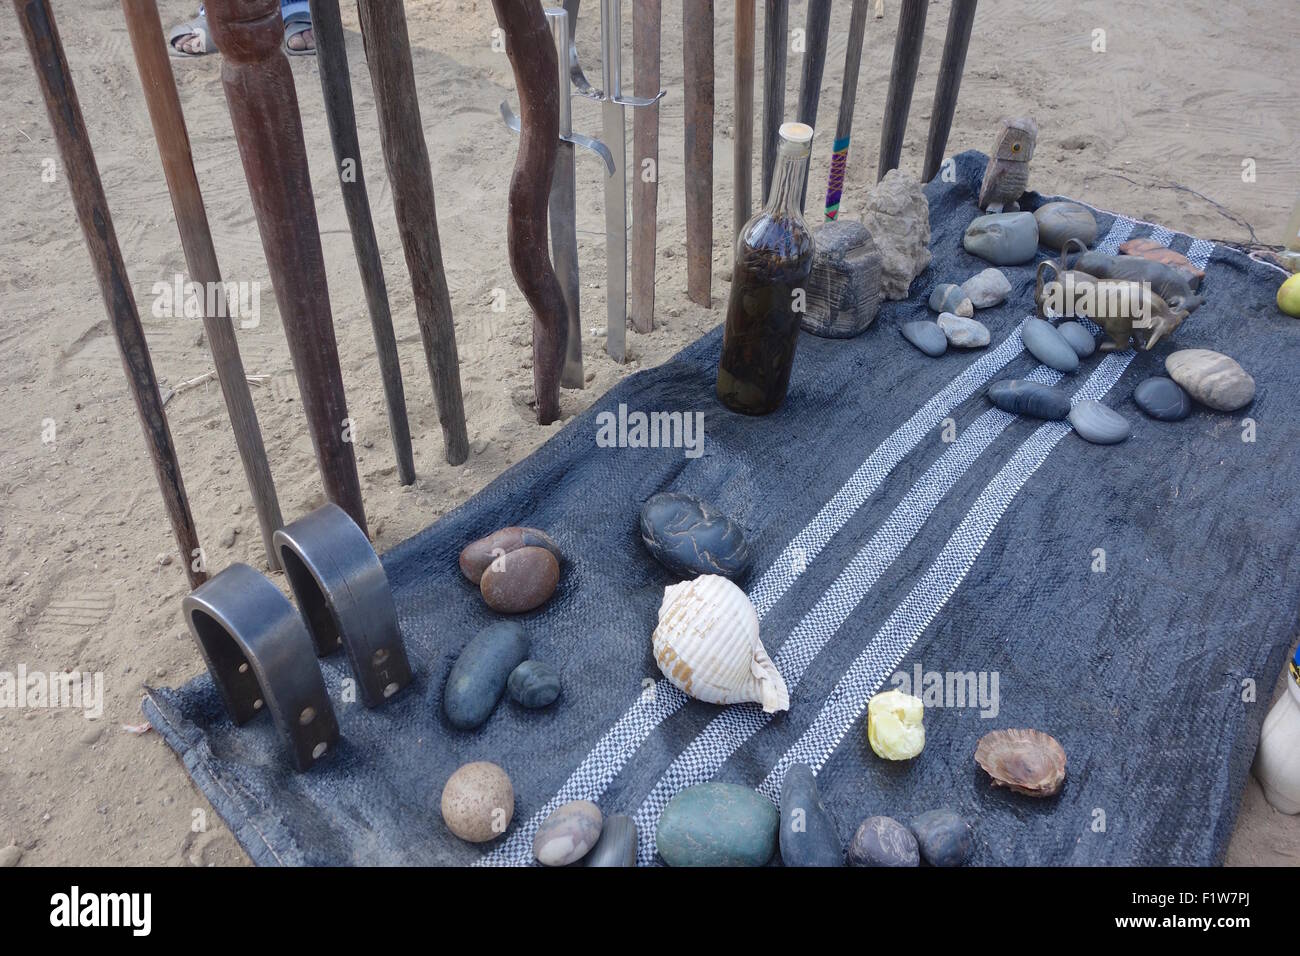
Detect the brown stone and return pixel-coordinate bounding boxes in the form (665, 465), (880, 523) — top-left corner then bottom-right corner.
(479, 546), (559, 613)
(441, 761), (514, 843)
(1119, 238), (1205, 289)
(458, 526), (562, 584)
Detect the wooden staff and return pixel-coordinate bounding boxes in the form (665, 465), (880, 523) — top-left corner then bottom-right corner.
(682, 0), (714, 308)
(733, 0), (755, 240)
(205, 0), (367, 534)
(761, 0), (788, 203)
(793, 0), (831, 211)
(921, 0), (977, 183)
(876, 0), (927, 180)
(308, 0), (415, 485)
(356, 0), (470, 461)
(629, 0), (662, 333)
(489, 0), (567, 425)
(823, 0), (869, 220)
(121, 0), (283, 571)
(17, 0), (206, 587)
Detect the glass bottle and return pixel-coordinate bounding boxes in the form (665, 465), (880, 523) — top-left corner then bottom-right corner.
(716, 122), (816, 415)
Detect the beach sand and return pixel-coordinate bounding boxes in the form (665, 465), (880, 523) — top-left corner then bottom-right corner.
(0, 0), (1296, 865)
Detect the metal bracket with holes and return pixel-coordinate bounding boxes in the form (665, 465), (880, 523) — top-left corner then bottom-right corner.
(273, 502), (413, 708)
(182, 563), (339, 771)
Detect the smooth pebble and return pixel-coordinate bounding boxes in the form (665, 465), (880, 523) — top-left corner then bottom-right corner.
(909, 808), (974, 867)
(533, 799), (603, 866)
(1056, 320), (1096, 357)
(847, 815), (919, 867)
(928, 283), (974, 317)
(444, 621), (530, 729)
(479, 546), (559, 613)
(441, 761), (514, 843)
(459, 526), (563, 585)
(656, 783), (778, 867)
(1166, 349), (1256, 411)
(1021, 317), (1079, 372)
(507, 659), (561, 709)
(1033, 201), (1098, 252)
(963, 212), (1039, 265)
(987, 379), (1072, 420)
(779, 763), (844, 867)
(961, 267), (1012, 308)
(1134, 376), (1192, 421)
(585, 814), (638, 867)
(937, 312), (990, 348)
(1068, 400), (1131, 444)
(901, 320), (948, 357)
(640, 492), (751, 580)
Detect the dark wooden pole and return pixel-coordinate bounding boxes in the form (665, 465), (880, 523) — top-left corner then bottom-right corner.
(823, 0), (868, 220)
(793, 0), (831, 210)
(921, 0), (976, 183)
(760, 0), (788, 202)
(733, 0), (755, 240)
(205, 0), (367, 534)
(629, 0), (662, 334)
(876, 0), (927, 181)
(489, 0), (567, 425)
(355, 0), (470, 461)
(307, 0), (415, 485)
(682, 0), (714, 308)
(17, 0), (206, 587)
(122, 0), (283, 571)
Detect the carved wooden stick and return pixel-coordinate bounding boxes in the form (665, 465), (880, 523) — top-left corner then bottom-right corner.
(733, 0), (755, 240)
(308, 0), (414, 485)
(760, 0), (788, 202)
(922, 0), (977, 183)
(682, 0), (714, 308)
(876, 0), (927, 180)
(356, 0), (470, 460)
(824, 0), (869, 220)
(629, 0), (661, 334)
(121, 0), (284, 571)
(489, 0), (567, 425)
(206, 0), (367, 533)
(793, 0), (831, 210)
(17, 0), (206, 587)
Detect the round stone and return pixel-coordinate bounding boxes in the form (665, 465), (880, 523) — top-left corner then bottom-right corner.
(507, 659), (561, 709)
(1166, 349), (1256, 411)
(963, 211), (1039, 266)
(479, 546), (559, 613)
(909, 808), (973, 867)
(1133, 376), (1192, 421)
(459, 526), (562, 585)
(443, 621), (530, 730)
(928, 283), (974, 317)
(961, 267), (1012, 309)
(585, 814), (638, 867)
(1033, 201), (1098, 252)
(1068, 400), (1131, 444)
(901, 320), (948, 357)
(1056, 321), (1096, 357)
(656, 783), (778, 867)
(987, 379), (1072, 420)
(441, 761), (514, 843)
(779, 763), (844, 867)
(937, 312), (990, 348)
(847, 815), (919, 867)
(533, 799), (603, 866)
(1021, 317), (1079, 373)
(640, 492), (751, 580)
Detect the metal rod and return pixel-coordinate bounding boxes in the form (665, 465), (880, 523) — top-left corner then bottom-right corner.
(121, 0), (283, 570)
(629, 0), (661, 334)
(355, 0), (470, 463)
(876, 0), (928, 181)
(600, 0), (628, 359)
(761, 0), (788, 202)
(824, 0), (869, 220)
(548, 7), (584, 388)
(922, 0), (977, 183)
(206, 0), (367, 534)
(682, 0), (715, 308)
(17, 0), (206, 587)
(307, 0), (415, 484)
(733, 0), (755, 239)
(794, 0), (831, 210)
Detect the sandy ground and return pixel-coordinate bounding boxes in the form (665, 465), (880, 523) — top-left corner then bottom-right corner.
(1, 0), (1297, 866)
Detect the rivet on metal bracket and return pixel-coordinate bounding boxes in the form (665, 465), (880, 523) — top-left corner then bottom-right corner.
(183, 563), (339, 772)
(273, 502), (413, 708)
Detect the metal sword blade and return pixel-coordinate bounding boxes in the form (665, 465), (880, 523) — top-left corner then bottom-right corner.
(603, 97), (627, 363)
(550, 142), (583, 388)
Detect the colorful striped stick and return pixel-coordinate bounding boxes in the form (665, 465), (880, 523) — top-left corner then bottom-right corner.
(824, 0), (869, 220)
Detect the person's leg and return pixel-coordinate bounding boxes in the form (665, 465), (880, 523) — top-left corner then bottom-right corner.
(281, 0), (314, 54)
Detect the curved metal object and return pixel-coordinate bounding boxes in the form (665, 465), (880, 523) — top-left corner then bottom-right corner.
(499, 102), (614, 173)
(273, 502), (413, 708)
(183, 563), (339, 771)
(562, 0), (603, 99)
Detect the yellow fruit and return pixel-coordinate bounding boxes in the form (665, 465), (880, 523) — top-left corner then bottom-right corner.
(867, 689), (925, 760)
(1278, 273), (1300, 317)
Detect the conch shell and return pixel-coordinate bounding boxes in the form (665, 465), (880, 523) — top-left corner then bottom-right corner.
(652, 575), (789, 713)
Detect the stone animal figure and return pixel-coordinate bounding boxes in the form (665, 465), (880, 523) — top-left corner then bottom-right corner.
(1071, 249), (1205, 313)
(978, 116), (1038, 212)
(1036, 251), (1188, 351)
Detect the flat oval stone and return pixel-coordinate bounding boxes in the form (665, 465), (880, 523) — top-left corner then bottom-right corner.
(779, 763), (844, 867)
(1034, 201), (1097, 252)
(1021, 317), (1079, 372)
(963, 211), (1039, 266)
(987, 379), (1072, 420)
(444, 621), (530, 730)
(585, 814), (637, 867)
(901, 320), (948, 357)
(656, 783), (778, 867)
(937, 312), (990, 348)
(1068, 400), (1131, 444)
(441, 761), (514, 843)
(1056, 320), (1096, 357)
(961, 267), (1012, 308)
(1134, 376), (1192, 421)
(640, 492), (751, 580)
(1166, 349), (1256, 411)
(459, 526), (562, 585)
(534, 799), (603, 866)
(847, 815), (919, 867)
(479, 546), (559, 613)
(507, 659), (561, 709)
(928, 283), (974, 317)
(909, 808), (973, 867)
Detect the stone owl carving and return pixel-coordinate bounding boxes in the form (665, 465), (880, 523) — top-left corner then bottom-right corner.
(978, 116), (1038, 213)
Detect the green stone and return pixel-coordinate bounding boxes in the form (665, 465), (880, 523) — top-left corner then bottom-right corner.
(656, 783), (778, 867)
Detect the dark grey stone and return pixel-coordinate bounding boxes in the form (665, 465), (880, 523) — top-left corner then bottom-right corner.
(640, 492), (751, 580)
(847, 815), (919, 867)
(909, 808), (973, 867)
(779, 763), (844, 867)
(801, 218), (883, 338)
(1056, 320), (1096, 358)
(1022, 317), (1080, 373)
(1034, 201), (1098, 252)
(656, 783), (778, 867)
(987, 379), (1072, 420)
(1134, 376), (1192, 421)
(507, 659), (561, 709)
(901, 320), (948, 357)
(928, 283), (973, 317)
(1068, 400), (1132, 444)
(963, 211), (1039, 265)
(585, 814), (637, 867)
(443, 621), (530, 730)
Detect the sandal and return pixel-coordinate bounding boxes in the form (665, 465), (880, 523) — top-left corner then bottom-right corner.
(282, 10), (315, 56)
(167, 14), (216, 57)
